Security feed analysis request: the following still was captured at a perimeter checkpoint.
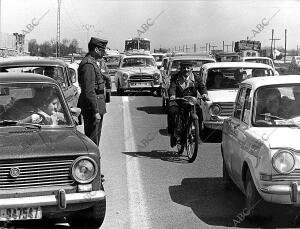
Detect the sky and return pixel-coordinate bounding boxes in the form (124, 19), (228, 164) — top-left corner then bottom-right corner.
(2, 0), (300, 52)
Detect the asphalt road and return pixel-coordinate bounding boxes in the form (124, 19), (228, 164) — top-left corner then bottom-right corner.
(99, 90), (300, 229)
(3, 89), (300, 229)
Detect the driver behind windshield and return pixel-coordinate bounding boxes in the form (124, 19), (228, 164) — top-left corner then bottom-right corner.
(255, 88), (285, 123)
(18, 88), (65, 125)
(168, 61), (209, 147)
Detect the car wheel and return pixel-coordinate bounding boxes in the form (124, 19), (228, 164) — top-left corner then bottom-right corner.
(245, 170), (269, 220)
(223, 159), (234, 189)
(117, 80), (124, 96)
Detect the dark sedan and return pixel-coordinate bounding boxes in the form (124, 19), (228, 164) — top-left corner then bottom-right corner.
(0, 57), (79, 109)
(0, 73), (105, 228)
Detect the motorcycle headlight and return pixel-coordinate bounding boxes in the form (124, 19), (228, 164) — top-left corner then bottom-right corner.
(71, 157), (98, 184)
(209, 104), (221, 116)
(123, 73), (129, 80)
(153, 73), (160, 80)
(272, 150), (295, 174)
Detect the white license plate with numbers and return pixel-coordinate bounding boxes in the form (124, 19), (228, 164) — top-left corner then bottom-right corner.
(0, 207), (42, 221)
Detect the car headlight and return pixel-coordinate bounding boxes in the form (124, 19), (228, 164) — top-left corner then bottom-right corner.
(71, 156), (98, 183)
(123, 73), (129, 80)
(153, 73), (160, 80)
(272, 150), (295, 174)
(209, 104), (221, 116)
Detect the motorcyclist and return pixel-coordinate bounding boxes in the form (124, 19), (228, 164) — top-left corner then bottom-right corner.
(168, 61), (209, 147)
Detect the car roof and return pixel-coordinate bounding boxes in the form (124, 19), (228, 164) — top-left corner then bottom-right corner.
(201, 62), (273, 69)
(0, 72), (58, 83)
(123, 55), (154, 59)
(0, 57), (68, 67)
(241, 56), (273, 60)
(151, 53), (166, 56)
(169, 56), (215, 61)
(242, 75), (300, 89)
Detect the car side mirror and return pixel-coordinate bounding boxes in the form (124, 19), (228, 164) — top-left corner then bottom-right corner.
(70, 107), (81, 125)
(70, 107), (81, 117)
(68, 68), (77, 83)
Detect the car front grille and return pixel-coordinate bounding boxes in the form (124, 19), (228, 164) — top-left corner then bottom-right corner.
(0, 158), (75, 189)
(129, 74), (153, 82)
(219, 102), (234, 116)
(272, 170), (300, 181)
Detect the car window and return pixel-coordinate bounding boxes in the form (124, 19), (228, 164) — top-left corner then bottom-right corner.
(206, 68), (273, 90)
(171, 60), (214, 71)
(121, 57), (155, 67)
(0, 83), (72, 126)
(241, 88), (251, 124)
(233, 87), (246, 119)
(253, 84), (300, 127)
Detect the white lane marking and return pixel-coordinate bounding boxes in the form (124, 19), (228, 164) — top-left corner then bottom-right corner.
(123, 96), (151, 229)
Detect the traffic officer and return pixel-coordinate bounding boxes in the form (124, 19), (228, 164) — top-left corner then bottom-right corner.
(77, 37), (111, 146)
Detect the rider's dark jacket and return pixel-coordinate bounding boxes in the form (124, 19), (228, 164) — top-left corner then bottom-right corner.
(169, 71), (207, 99)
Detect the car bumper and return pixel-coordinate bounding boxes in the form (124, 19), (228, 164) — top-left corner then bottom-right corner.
(260, 182), (300, 204)
(123, 83), (161, 90)
(0, 190), (105, 209)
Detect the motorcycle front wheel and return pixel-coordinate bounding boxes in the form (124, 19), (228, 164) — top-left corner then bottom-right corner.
(185, 117), (199, 163)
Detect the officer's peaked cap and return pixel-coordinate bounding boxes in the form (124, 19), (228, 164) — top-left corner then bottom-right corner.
(89, 37), (108, 50)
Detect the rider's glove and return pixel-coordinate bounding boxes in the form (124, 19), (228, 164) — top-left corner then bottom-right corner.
(170, 95), (176, 100)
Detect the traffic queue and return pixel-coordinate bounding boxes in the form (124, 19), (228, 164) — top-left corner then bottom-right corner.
(0, 36), (299, 227)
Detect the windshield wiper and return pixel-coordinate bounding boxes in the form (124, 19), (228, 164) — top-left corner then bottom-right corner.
(259, 114), (300, 128)
(18, 122), (42, 130)
(0, 120), (18, 126)
(259, 113), (284, 120)
(0, 120), (41, 129)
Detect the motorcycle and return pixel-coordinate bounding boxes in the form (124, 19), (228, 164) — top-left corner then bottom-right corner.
(173, 95), (200, 163)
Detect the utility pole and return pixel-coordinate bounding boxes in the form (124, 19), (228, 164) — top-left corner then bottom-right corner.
(269, 29), (280, 60)
(223, 41), (225, 51)
(82, 24), (94, 50)
(56, 0), (61, 57)
(284, 29), (287, 63)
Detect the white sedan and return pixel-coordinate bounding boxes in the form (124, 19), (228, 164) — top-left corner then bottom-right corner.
(222, 75), (300, 218)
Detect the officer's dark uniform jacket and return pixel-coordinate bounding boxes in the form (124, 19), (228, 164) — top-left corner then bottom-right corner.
(169, 71), (207, 100)
(78, 54), (111, 115)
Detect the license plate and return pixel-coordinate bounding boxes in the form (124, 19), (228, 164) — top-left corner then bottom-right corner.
(0, 207), (42, 221)
(131, 82), (149, 86)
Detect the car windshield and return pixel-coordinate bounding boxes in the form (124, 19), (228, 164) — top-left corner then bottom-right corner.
(244, 58), (273, 67)
(0, 66), (65, 85)
(171, 59), (214, 71)
(104, 56), (121, 64)
(206, 67), (274, 90)
(0, 83), (72, 126)
(253, 85), (300, 127)
(121, 57), (155, 67)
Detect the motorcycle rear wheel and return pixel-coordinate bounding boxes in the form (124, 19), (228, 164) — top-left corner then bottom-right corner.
(185, 118), (199, 163)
